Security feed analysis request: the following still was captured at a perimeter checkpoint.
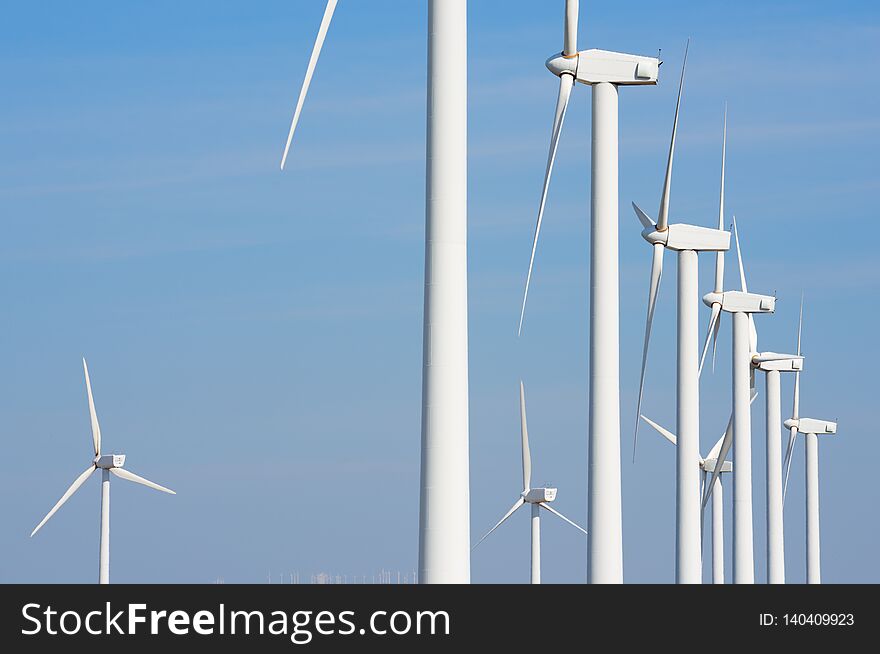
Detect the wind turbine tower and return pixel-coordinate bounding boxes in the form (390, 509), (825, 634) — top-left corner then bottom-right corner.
(519, 0), (660, 584)
(278, 0), (470, 583)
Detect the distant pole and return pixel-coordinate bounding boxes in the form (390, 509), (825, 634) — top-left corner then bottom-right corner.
(530, 503), (541, 584)
(766, 370), (785, 583)
(805, 433), (821, 584)
(99, 470), (110, 584)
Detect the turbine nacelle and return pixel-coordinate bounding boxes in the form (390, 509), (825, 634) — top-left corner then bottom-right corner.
(752, 352), (804, 372)
(704, 290), (776, 315)
(639, 221), (730, 252)
(785, 417), (837, 435)
(95, 454), (126, 470)
(700, 457), (732, 474)
(546, 49), (660, 86)
(522, 487), (558, 504)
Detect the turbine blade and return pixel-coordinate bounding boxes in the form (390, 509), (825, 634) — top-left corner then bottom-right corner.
(797, 294), (804, 356)
(519, 73), (575, 336)
(702, 391), (758, 508)
(279, 0), (338, 170)
(110, 467), (176, 495)
(639, 414), (677, 446)
(712, 105), (727, 294)
(699, 469), (707, 549)
(31, 464), (97, 537)
(702, 415), (733, 509)
(782, 426), (798, 505)
(633, 242), (665, 460)
(520, 381), (532, 492)
(473, 498), (525, 549)
(717, 104), (727, 233)
(563, 0), (579, 57)
(632, 202), (656, 230)
(711, 312), (722, 372)
(698, 304), (721, 377)
(706, 432), (726, 462)
(82, 358), (101, 457)
(540, 503), (587, 535)
(792, 294), (804, 419)
(732, 215), (747, 293)
(656, 39), (689, 232)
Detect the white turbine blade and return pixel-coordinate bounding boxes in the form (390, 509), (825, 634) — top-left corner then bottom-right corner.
(702, 416), (733, 509)
(797, 294), (804, 357)
(717, 104), (727, 235)
(563, 0), (579, 57)
(732, 215), (747, 293)
(702, 391), (757, 508)
(519, 73), (575, 336)
(632, 202), (656, 230)
(31, 464), (97, 537)
(520, 381), (532, 492)
(698, 304), (721, 376)
(639, 414), (677, 446)
(633, 242), (665, 460)
(711, 314), (721, 372)
(279, 0), (339, 170)
(699, 470), (708, 544)
(706, 432), (726, 462)
(656, 39), (689, 232)
(732, 216), (759, 352)
(540, 503), (587, 535)
(82, 358), (101, 456)
(110, 467), (176, 495)
(473, 498), (525, 549)
(712, 105), (727, 299)
(792, 295), (804, 419)
(782, 426), (798, 505)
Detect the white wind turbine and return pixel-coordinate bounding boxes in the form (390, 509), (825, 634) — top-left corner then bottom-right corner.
(474, 382), (587, 584)
(639, 415), (733, 584)
(700, 217), (776, 583)
(278, 0), (471, 583)
(519, 0), (660, 584)
(748, 299), (805, 584)
(630, 53), (730, 584)
(782, 306), (838, 584)
(31, 359), (175, 584)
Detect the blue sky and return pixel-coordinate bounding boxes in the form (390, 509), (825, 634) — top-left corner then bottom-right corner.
(1, 0), (877, 583)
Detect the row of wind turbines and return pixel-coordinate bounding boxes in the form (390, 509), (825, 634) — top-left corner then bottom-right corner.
(29, 0), (840, 584)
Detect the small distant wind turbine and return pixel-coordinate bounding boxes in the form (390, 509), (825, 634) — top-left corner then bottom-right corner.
(639, 415), (733, 584)
(782, 307), (838, 584)
(630, 55), (730, 584)
(31, 359), (175, 584)
(699, 217), (776, 584)
(474, 382), (586, 584)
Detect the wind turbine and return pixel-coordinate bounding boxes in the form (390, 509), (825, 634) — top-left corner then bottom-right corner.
(630, 56), (730, 584)
(278, 0), (471, 583)
(474, 382), (587, 584)
(782, 308), (838, 584)
(520, 0), (660, 584)
(639, 415), (733, 584)
(31, 359), (175, 584)
(749, 301), (805, 584)
(700, 217), (775, 583)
